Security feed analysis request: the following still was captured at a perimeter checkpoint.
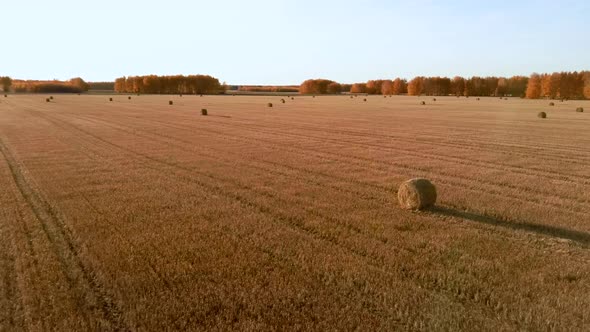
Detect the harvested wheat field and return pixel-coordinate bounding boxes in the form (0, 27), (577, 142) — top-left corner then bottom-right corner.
(1, 94), (590, 331)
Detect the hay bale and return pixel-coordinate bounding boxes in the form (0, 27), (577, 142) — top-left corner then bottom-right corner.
(363, 98), (367, 102)
(504, 98), (508, 100)
(476, 98), (480, 101)
(109, 98), (113, 102)
(549, 102), (555, 106)
(3, 94), (7, 98)
(432, 98), (436, 102)
(50, 96), (54, 100)
(291, 97), (294, 100)
(201, 109), (208, 116)
(267, 102), (273, 107)
(128, 96), (131, 100)
(421, 101), (426, 105)
(538, 112), (547, 118)
(576, 107), (584, 113)
(169, 100), (173, 105)
(46, 98), (50, 102)
(281, 99), (285, 104)
(398, 178), (437, 210)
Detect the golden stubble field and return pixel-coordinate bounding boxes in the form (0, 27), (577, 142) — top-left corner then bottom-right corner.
(0, 94), (589, 331)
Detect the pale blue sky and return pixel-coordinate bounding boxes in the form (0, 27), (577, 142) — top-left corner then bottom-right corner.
(2, 0), (589, 84)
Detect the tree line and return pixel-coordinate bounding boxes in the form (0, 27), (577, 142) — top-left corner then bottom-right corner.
(9, 78), (89, 93)
(114, 75), (222, 94)
(300, 71), (590, 99)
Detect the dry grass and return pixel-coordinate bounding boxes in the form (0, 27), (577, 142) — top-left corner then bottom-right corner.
(0, 95), (589, 331)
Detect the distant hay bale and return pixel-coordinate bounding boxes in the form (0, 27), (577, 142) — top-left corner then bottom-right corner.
(421, 101), (426, 105)
(3, 94), (7, 98)
(50, 96), (53, 100)
(576, 107), (584, 113)
(549, 102), (555, 106)
(169, 100), (173, 105)
(350, 96), (353, 99)
(538, 112), (547, 118)
(291, 97), (294, 100)
(432, 98), (436, 101)
(109, 98), (113, 101)
(398, 178), (437, 210)
(281, 99), (285, 103)
(128, 96), (131, 100)
(46, 98), (50, 102)
(476, 98), (480, 101)
(267, 102), (273, 107)
(201, 109), (208, 115)
(363, 98), (367, 102)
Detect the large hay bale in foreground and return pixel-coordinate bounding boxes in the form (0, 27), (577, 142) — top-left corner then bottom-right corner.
(398, 178), (437, 210)
(201, 109), (208, 115)
(576, 107), (584, 112)
(538, 112), (547, 118)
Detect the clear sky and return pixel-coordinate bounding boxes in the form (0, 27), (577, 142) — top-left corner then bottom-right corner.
(2, 0), (589, 84)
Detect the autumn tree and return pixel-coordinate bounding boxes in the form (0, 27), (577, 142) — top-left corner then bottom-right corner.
(1, 76), (12, 92)
(69, 77), (89, 91)
(525, 73), (542, 99)
(299, 79), (336, 94)
(350, 83), (367, 94)
(392, 78), (407, 95)
(407, 77), (425, 96)
(327, 82), (342, 94)
(381, 80), (394, 95)
(451, 76), (465, 96)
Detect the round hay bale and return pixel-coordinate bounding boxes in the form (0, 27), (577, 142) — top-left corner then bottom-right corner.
(46, 98), (50, 102)
(201, 109), (208, 116)
(538, 112), (547, 118)
(109, 98), (113, 102)
(128, 96), (131, 100)
(398, 178), (437, 210)
(291, 97), (294, 100)
(549, 102), (555, 106)
(169, 100), (173, 105)
(50, 96), (54, 100)
(421, 101), (426, 105)
(432, 98), (436, 102)
(267, 102), (273, 107)
(476, 98), (480, 101)
(3, 94), (7, 98)
(576, 107), (584, 113)
(363, 98), (367, 102)
(281, 99), (285, 104)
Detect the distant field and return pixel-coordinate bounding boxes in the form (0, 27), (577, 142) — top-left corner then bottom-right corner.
(0, 94), (589, 330)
